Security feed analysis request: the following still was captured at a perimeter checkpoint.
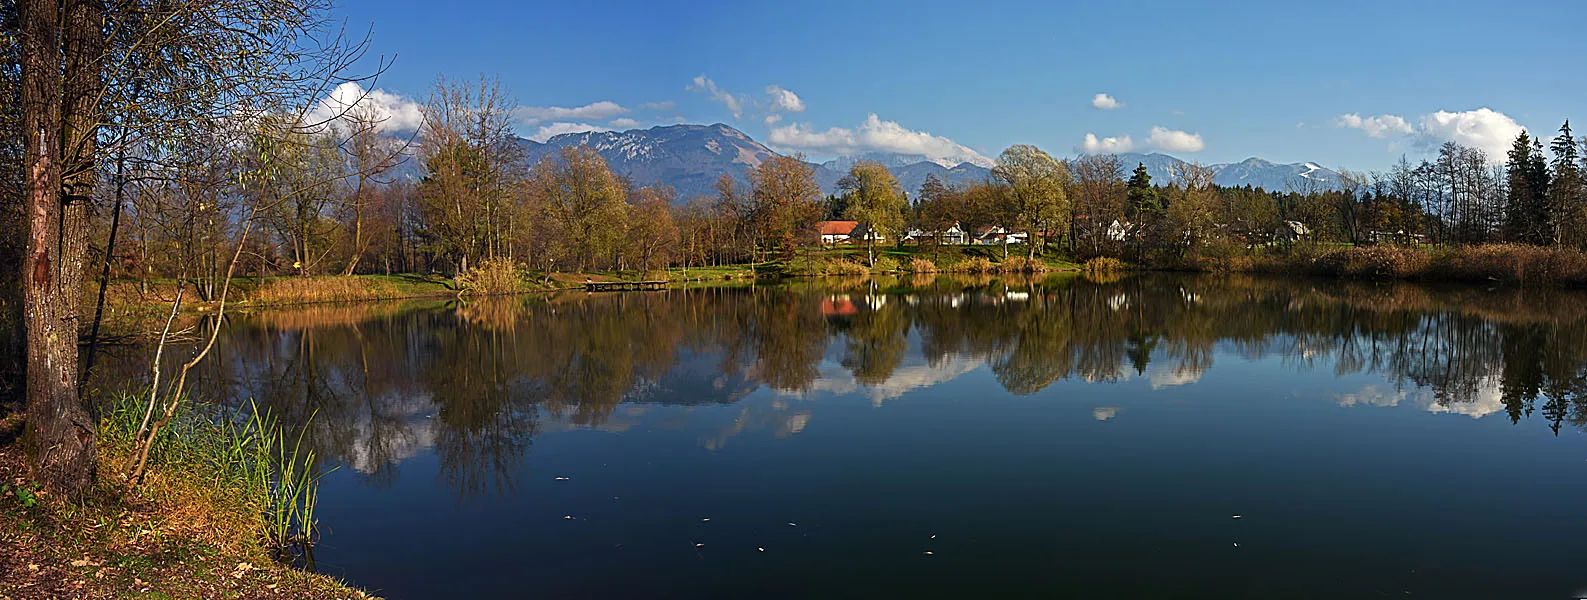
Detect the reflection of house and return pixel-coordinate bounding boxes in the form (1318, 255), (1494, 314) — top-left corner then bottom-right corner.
(1274, 220), (1310, 243)
(903, 222), (969, 245)
(819, 220), (859, 245)
(820, 296), (859, 317)
(973, 225), (1027, 245)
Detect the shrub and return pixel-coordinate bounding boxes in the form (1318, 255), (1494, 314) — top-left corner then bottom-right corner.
(1082, 257), (1125, 274)
(457, 256), (527, 295)
(872, 256), (901, 273)
(908, 258), (939, 273)
(826, 259), (870, 276)
(997, 256), (1047, 273)
(959, 256), (996, 274)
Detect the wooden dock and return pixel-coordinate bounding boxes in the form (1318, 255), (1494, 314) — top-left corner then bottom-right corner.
(584, 280), (669, 292)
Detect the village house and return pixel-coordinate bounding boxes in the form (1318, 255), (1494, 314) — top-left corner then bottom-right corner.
(1107, 219), (1132, 242)
(902, 222), (969, 245)
(972, 225), (1027, 246)
(1274, 220), (1310, 243)
(818, 220), (859, 245)
(818, 220), (886, 246)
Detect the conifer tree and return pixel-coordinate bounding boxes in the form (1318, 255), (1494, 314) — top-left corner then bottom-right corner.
(1125, 163), (1161, 218)
(1505, 130), (1551, 244)
(1550, 121), (1587, 246)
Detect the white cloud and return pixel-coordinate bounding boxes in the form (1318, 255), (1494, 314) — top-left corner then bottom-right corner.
(1091, 93), (1123, 110)
(1077, 133), (1135, 154)
(1417, 108), (1524, 161)
(766, 113), (995, 168)
(1337, 107), (1525, 163)
(640, 100), (676, 111)
(764, 114), (783, 126)
(609, 117), (641, 129)
(766, 85), (805, 112)
(528, 122), (612, 143)
(1147, 126), (1205, 152)
(308, 82), (426, 133)
(514, 101), (628, 125)
(1092, 407), (1119, 421)
(1334, 113), (1414, 138)
(688, 74), (744, 118)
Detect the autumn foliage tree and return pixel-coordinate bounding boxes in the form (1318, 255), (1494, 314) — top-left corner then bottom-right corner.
(838, 160), (906, 266)
(748, 155), (822, 260)
(992, 144), (1071, 259)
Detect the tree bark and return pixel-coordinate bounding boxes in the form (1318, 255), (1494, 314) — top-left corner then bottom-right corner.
(22, 0), (97, 498)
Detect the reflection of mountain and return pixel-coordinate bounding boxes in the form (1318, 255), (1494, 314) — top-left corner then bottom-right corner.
(90, 275), (1587, 495)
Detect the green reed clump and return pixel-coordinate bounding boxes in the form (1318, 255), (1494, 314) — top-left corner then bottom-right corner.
(101, 392), (331, 566)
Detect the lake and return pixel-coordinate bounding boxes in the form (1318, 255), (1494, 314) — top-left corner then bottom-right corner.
(92, 274), (1587, 598)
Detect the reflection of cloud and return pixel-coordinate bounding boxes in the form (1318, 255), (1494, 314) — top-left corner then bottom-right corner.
(1146, 362), (1202, 389)
(345, 391), (438, 475)
(1335, 380), (1506, 419)
(701, 403), (810, 451)
(799, 355), (985, 407)
(1093, 407), (1119, 421)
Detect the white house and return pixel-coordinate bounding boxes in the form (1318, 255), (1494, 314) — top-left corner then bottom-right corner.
(903, 222), (969, 245)
(819, 220), (859, 245)
(973, 225), (1027, 245)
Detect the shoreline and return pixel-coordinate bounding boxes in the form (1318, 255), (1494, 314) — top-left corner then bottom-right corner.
(0, 406), (378, 599)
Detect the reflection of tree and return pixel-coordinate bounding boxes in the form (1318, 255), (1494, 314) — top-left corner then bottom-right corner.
(83, 273), (1587, 498)
(841, 298), (908, 385)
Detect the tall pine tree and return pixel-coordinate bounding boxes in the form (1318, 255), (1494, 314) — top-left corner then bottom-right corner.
(1549, 121), (1587, 247)
(1125, 162), (1161, 219)
(1504, 130), (1551, 244)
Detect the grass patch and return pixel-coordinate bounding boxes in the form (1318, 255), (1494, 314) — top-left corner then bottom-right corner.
(0, 395), (373, 599)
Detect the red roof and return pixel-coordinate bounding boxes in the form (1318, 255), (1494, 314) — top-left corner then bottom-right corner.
(818, 220), (859, 235)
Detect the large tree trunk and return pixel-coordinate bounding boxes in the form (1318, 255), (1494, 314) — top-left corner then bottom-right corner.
(22, 0), (97, 498)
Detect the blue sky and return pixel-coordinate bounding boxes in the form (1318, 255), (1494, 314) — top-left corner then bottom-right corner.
(328, 0), (1586, 171)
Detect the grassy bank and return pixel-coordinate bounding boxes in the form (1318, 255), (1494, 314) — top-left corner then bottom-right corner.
(0, 400), (376, 599)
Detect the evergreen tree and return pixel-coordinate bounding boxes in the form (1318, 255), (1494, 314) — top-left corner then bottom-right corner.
(1504, 130), (1552, 244)
(1550, 121), (1587, 247)
(1125, 162), (1161, 219)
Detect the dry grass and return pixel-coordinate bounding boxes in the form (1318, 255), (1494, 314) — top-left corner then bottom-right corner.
(1245, 243), (1587, 285)
(908, 258), (939, 273)
(952, 257), (996, 274)
(253, 276), (405, 305)
(996, 256), (1048, 273)
(1082, 257), (1125, 274)
(457, 257), (529, 296)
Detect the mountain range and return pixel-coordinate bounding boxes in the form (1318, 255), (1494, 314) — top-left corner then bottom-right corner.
(495, 123), (1347, 201)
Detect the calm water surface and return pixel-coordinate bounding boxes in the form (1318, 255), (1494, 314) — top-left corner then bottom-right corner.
(96, 274), (1587, 598)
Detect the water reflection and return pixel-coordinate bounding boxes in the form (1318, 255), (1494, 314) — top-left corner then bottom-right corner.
(89, 274), (1587, 494)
